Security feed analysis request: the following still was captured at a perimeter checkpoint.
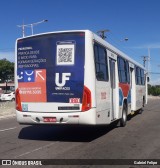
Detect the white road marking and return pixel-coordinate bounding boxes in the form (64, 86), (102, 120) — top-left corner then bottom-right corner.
(15, 142), (56, 158)
(0, 127), (17, 132)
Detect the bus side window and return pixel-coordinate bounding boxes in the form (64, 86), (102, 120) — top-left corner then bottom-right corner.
(118, 56), (129, 84)
(94, 43), (109, 81)
(126, 61), (130, 84)
(141, 69), (145, 85)
(135, 66), (142, 85)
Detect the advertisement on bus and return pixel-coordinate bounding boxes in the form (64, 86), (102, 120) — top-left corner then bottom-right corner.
(17, 32), (85, 103)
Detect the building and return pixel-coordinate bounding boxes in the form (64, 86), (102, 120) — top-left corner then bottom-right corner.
(0, 82), (15, 92)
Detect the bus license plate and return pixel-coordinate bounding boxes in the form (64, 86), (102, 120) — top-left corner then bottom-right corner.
(43, 117), (57, 122)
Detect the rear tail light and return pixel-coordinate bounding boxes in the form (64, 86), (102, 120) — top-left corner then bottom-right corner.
(16, 88), (22, 111)
(82, 86), (91, 112)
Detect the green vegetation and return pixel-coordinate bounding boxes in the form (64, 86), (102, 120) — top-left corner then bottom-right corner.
(0, 59), (14, 82)
(148, 84), (160, 96)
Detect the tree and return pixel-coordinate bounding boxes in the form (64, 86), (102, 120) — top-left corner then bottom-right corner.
(0, 59), (14, 82)
(148, 85), (160, 96)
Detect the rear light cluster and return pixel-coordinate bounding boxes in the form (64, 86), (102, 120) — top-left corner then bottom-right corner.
(16, 89), (22, 111)
(82, 86), (92, 112)
(15, 87), (91, 112)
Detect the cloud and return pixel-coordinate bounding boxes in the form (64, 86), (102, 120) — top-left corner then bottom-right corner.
(0, 51), (15, 62)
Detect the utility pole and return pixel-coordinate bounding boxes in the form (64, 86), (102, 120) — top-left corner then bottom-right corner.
(17, 19), (48, 37)
(148, 47), (151, 80)
(97, 29), (110, 39)
(142, 56), (149, 67)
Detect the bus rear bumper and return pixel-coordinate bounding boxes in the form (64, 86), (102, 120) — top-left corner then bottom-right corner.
(16, 108), (97, 125)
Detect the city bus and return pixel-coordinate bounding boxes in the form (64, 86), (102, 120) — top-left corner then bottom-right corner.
(15, 30), (148, 126)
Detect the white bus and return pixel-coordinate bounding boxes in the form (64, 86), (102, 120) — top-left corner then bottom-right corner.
(15, 30), (148, 126)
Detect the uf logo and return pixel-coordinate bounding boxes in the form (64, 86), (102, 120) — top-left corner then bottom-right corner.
(55, 73), (71, 87)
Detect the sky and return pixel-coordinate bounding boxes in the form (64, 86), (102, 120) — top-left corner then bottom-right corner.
(0, 0), (160, 85)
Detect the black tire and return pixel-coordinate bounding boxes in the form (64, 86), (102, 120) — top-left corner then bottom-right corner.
(139, 108), (143, 114)
(139, 97), (145, 114)
(11, 98), (15, 101)
(120, 104), (127, 127)
(143, 97), (145, 107)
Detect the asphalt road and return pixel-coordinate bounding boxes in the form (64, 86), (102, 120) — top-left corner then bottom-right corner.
(0, 99), (160, 168)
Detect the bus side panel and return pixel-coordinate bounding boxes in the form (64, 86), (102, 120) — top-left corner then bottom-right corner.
(92, 37), (112, 125)
(145, 73), (148, 104)
(96, 81), (111, 124)
(131, 67), (136, 111)
(135, 85), (145, 110)
(133, 68), (146, 111)
(119, 83), (131, 112)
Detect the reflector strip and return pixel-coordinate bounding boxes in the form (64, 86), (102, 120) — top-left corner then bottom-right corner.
(16, 88), (22, 111)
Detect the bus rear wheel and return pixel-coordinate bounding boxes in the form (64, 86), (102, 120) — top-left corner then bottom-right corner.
(120, 104), (127, 127)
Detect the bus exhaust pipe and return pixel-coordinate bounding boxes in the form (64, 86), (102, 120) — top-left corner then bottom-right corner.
(36, 117), (40, 123)
(60, 118), (63, 123)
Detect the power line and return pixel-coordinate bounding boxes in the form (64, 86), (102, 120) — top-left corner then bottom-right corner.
(107, 32), (142, 60)
(106, 32), (160, 79)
